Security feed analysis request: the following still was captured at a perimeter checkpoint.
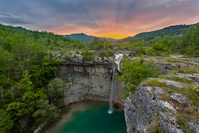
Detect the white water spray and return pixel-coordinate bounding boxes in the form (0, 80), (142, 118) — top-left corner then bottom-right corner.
(108, 65), (115, 114)
(108, 53), (123, 114)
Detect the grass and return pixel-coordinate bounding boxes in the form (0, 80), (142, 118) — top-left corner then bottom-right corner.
(158, 95), (172, 101)
(142, 79), (167, 88)
(175, 110), (199, 132)
(178, 68), (199, 74)
(159, 75), (191, 83)
(148, 118), (164, 133)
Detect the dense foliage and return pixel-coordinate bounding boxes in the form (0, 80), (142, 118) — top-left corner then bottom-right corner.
(119, 23), (199, 57)
(118, 58), (157, 98)
(88, 37), (114, 50)
(0, 24), (85, 132)
(0, 21), (198, 132)
(126, 24), (193, 41)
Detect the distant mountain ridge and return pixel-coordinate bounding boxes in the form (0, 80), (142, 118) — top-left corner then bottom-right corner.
(123, 23), (196, 42)
(65, 33), (118, 44)
(65, 33), (94, 44)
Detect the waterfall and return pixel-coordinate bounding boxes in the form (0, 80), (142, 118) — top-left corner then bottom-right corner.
(108, 65), (116, 114)
(108, 53), (123, 114)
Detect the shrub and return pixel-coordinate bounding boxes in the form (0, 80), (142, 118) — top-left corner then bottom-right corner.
(119, 57), (156, 98)
(81, 50), (94, 61)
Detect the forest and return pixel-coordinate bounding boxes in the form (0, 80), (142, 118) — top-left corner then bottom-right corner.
(0, 22), (199, 132)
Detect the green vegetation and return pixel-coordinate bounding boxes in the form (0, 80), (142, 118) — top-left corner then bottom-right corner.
(0, 24), (87, 132)
(65, 33), (94, 45)
(0, 20), (199, 132)
(119, 23), (199, 57)
(118, 57), (157, 98)
(81, 50), (95, 61)
(88, 37), (113, 50)
(127, 24), (193, 41)
(99, 49), (113, 59)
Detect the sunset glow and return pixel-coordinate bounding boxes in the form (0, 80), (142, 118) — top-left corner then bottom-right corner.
(0, 0), (199, 39)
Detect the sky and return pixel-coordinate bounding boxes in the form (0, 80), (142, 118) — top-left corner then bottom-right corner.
(0, 0), (199, 39)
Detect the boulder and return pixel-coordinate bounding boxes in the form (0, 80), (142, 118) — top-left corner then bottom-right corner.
(188, 122), (199, 133)
(170, 93), (186, 103)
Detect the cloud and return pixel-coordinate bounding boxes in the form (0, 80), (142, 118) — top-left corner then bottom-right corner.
(0, 14), (31, 25)
(178, 0), (190, 2)
(0, 0), (198, 38)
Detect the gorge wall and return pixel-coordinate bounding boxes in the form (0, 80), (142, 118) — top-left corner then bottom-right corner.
(56, 63), (124, 105)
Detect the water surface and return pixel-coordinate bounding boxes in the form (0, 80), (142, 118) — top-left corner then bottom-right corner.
(51, 101), (126, 133)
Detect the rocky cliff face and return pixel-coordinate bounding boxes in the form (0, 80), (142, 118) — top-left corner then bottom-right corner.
(125, 71), (199, 133)
(57, 64), (124, 105)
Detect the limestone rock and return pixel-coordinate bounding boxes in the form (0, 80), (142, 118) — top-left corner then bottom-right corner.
(170, 93), (186, 103)
(157, 78), (184, 89)
(103, 57), (108, 62)
(52, 52), (61, 58)
(158, 100), (176, 112)
(177, 73), (199, 82)
(188, 122), (199, 133)
(153, 87), (163, 96)
(94, 56), (102, 63)
(168, 115), (176, 124)
(108, 57), (114, 64)
(159, 118), (183, 133)
(124, 84), (181, 133)
(71, 54), (83, 63)
(33, 124), (44, 133)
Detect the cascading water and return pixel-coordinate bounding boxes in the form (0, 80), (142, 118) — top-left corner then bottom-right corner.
(108, 53), (123, 114)
(108, 65), (116, 114)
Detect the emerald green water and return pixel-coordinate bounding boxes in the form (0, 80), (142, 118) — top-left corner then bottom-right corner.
(51, 101), (126, 133)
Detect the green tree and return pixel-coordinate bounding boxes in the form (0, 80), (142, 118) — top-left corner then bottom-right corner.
(33, 99), (60, 125)
(48, 78), (64, 107)
(119, 58), (156, 98)
(81, 50), (94, 61)
(0, 109), (14, 133)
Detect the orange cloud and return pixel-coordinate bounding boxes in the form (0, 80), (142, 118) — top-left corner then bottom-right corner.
(14, 0), (198, 39)
(178, 0), (190, 2)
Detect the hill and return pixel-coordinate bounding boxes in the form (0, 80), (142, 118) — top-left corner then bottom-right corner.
(65, 33), (94, 44)
(123, 24), (195, 42)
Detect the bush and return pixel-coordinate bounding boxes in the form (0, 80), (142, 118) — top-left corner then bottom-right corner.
(81, 50), (94, 61)
(119, 57), (156, 98)
(64, 55), (71, 61)
(146, 42), (171, 56)
(99, 51), (106, 59)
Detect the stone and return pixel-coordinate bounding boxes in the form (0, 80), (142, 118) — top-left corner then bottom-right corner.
(159, 118), (183, 133)
(188, 122), (199, 133)
(153, 87), (163, 96)
(177, 73), (199, 82)
(52, 52), (61, 58)
(158, 100), (176, 112)
(94, 56), (102, 63)
(62, 53), (68, 57)
(168, 115), (176, 124)
(71, 54), (83, 63)
(33, 124), (44, 133)
(108, 57), (114, 64)
(157, 78), (184, 89)
(76, 54), (83, 62)
(103, 57), (108, 62)
(170, 93), (186, 103)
